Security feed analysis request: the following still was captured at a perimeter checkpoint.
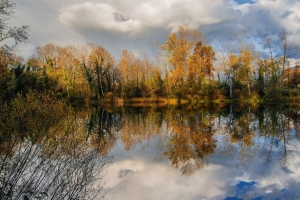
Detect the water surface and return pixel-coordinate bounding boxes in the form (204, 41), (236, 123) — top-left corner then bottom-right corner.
(100, 104), (300, 200)
(1, 102), (300, 199)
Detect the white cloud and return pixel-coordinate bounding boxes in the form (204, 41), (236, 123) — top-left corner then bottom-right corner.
(58, 0), (229, 35)
(59, 2), (141, 33)
(10, 0), (300, 59)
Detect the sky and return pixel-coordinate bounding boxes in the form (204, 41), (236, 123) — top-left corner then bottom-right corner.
(9, 0), (300, 60)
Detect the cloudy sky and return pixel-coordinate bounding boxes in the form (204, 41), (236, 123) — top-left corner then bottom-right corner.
(9, 0), (300, 59)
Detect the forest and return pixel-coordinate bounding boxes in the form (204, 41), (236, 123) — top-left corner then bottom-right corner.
(1, 0), (300, 106)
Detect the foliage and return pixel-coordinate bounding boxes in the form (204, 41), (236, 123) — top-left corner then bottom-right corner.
(0, 25), (299, 104)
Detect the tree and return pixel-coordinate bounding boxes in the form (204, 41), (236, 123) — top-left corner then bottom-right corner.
(284, 66), (300, 88)
(161, 25), (209, 99)
(188, 41), (216, 98)
(225, 38), (258, 98)
(149, 69), (164, 97)
(256, 59), (265, 97)
(263, 29), (298, 94)
(279, 28), (298, 75)
(119, 50), (159, 99)
(0, 0), (29, 101)
(86, 45), (118, 99)
(0, 0), (29, 58)
(119, 50), (135, 98)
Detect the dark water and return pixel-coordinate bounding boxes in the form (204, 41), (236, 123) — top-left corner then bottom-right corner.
(1, 101), (300, 200)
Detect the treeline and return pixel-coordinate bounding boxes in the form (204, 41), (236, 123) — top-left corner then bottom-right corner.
(1, 26), (300, 104)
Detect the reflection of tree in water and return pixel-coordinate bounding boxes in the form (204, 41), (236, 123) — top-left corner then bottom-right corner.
(7, 97), (295, 181)
(260, 105), (298, 168)
(158, 104), (300, 174)
(287, 108), (300, 140)
(222, 105), (259, 168)
(120, 106), (164, 151)
(110, 104), (300, 175)
(0, 93), (113, 200)
(162, 108), (217, 176)
(217, 104), (300, 169)
(86, 106), (122, 155)
(6, 93), (299, 194)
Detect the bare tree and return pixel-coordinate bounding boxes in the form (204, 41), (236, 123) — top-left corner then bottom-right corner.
(279, 28), (298, 74)
(0, 0), (29, 56)
(0, 137), (113, 200)
(0, 0), (29, 79)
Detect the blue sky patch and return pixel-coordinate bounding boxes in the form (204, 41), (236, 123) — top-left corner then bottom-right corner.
(234, 0), (255, 5)
(225, 181), (257, 199)
(235, 181), (257, 191)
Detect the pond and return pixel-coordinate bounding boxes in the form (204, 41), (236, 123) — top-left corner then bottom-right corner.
(1, 99), (300, 199)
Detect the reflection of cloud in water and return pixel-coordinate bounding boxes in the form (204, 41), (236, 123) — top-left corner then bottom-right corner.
(99, 105), (300, 199)
(282, 167), (294, 174)
(119, 169), (134, 178)
(104, 138), (300, 200)
(225, 179), (300, 199)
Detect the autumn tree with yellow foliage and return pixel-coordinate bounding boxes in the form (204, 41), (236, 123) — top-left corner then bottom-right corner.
(161, 26), (217, 101)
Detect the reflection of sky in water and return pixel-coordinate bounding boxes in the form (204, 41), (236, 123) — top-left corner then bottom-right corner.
(104, 132), (300, 200)
(234, 0), (254, 5)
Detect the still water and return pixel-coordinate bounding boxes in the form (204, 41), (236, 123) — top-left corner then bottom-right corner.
(100, 105), (300, 200)
(1, 100), (300, 199)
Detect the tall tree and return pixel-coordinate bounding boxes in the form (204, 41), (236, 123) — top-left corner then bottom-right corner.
(279, 28), (298, 75)
(119, 50), (134, 98)
(86, 45), (117, 99)
(188, 41), (216, 97)
(225, 37), (258, 98)
(0, 0), (28, 58)
(0, 0), (29, 84)
(262, 29), (298, 99)
(161, 25), (203, 98)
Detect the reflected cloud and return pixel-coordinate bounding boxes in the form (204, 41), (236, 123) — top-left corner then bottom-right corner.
(105, 139), (300, 200)
(119, 169), (135, 178)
